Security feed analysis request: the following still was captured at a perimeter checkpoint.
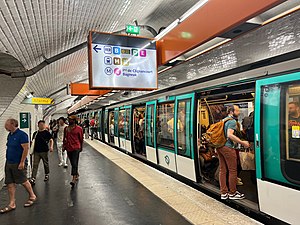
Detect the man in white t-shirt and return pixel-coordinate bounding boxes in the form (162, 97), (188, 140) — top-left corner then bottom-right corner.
(56, 117), (68, 168)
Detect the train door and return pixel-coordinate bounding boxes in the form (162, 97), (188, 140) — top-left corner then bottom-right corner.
(119, 107), (126, 149)
(132, 105), (146, 156)
(98, 109), (103, 141)
(156, 99), (177, 172)
(255, 72), (300, 224)
(93, 111), (98, 139)
(108, 110), (115, 144)
(104, 109), (109, 143)
(124, 106), (132, 153)
(174, 93), (197, 181)
(114, 108), (120, 147)
(145, 101), (158, 164)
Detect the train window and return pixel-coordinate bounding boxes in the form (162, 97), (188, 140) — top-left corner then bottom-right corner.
(157, 103), (175, 149)
(125, 109), (131, 140)
(109, 111), (115, 143)
(177, 100), (192, 158)
(104, 111), (108, 134)
(146, 105), (154, 147)
(285, 85), (300, 161)
(119, 110), (125, 138)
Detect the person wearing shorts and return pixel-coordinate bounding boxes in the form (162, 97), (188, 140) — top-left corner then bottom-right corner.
(0, 119), (36, 214)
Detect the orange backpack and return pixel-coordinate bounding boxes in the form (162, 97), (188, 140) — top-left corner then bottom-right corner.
(205, 118), (234, 148)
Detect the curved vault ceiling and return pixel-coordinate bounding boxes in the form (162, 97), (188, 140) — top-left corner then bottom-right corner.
(0, 0), (199, 115)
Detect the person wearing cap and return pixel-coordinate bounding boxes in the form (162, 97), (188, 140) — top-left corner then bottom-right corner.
(63, 115), (83, 188)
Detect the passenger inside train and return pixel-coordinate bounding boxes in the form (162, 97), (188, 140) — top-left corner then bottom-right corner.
(197, 92), (257, 202)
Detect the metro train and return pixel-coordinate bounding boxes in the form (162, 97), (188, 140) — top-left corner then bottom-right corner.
(76, 53), (300, 224)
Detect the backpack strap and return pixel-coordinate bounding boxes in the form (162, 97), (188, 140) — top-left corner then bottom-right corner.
(223, 117), (234, 123)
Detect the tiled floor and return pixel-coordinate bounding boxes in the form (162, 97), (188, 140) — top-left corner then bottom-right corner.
(0, 143), (192, 225)
(86, 139), (262, 225)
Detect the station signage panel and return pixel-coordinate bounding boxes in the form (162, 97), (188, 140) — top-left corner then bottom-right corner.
(88, 31), (157, 90)
(22, 97), (54, 105)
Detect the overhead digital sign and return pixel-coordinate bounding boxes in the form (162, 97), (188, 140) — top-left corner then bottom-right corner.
(88, 31), (157, 90)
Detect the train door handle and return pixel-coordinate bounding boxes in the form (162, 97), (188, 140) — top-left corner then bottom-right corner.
(255, 134), (260, 148)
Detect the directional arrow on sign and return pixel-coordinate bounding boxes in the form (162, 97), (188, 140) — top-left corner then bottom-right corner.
(22, 119), (27, 123)
(93, 45), (101, 53)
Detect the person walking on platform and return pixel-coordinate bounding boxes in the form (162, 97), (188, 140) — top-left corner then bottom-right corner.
(83, 117), (90, 139)
(63, 115), (83, 188)
(29, 120), (54, 185)
(56, 117), (68, 168)
(216, 105), (250, 200)
(0, 119), (37, 214)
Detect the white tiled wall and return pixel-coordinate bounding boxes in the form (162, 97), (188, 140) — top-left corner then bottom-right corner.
(0, 97), (43, 184)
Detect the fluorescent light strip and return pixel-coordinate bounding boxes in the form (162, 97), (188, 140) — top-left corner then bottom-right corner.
(179, 0), (209, 23)
(262, 5), (300, 26)
(155, 19), (180, 41)
(185, 38), (231, 61)
(158, 66), (172, 74)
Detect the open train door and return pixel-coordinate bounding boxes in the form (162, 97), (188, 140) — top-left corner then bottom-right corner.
(114, 108), (120, 147)
(145, 100), (158, 164)
(104, 109), (109, 143)
(255, 71), (300, 225)
(174, 93), (197, 182)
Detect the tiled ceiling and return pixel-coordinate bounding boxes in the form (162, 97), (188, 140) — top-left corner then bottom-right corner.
(0, 0), (199, 115)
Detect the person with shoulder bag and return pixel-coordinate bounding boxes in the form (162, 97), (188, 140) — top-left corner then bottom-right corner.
(63, 115), (83, 188)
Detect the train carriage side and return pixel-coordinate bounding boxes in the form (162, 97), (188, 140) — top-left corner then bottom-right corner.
(255, 71), (300, 224)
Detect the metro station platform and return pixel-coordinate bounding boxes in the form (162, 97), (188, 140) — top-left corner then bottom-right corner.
(0, 141), (260, 225)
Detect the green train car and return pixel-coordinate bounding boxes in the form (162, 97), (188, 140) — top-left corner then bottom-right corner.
(80, 57), (300, 224)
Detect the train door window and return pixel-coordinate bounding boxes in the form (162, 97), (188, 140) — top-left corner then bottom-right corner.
(157, 103), (175, 149)
(119, 110), (125, 138)
(281, 83), (300, 183)
(134, 106), (146, 154)
(145, 105), (154, 147)
(109, 111), (115, 143)
(125, 109), (131, 140)
(177, 100), (192, 158)
(98, 111), (102, 138)
(104, 111), (108, 134)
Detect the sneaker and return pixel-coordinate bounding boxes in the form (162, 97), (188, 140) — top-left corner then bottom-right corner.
(221, 193), (228, 200)
(58, 163), (63, 167)
(64, 164), (68, 168)
(229, 191), (245, 200)
(44, 174), (49, 182)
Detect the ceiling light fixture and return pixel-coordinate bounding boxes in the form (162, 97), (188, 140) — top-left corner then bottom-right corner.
(155, 19), (180, 41)
(185, 38), (231, 61)
(262, 5), (300, 25)
(158, 66), (172, 74)
(179, 0), (209, 23)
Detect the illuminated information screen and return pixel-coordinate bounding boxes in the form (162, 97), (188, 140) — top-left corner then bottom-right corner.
(88, 31), (157, 90)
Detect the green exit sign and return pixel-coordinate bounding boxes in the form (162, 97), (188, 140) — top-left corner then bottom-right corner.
(20, 112), (30, 129)
(126, 25), (140, 35)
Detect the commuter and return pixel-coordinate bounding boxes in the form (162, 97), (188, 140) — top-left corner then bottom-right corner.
(51, 119), (58, 140)
(0, 119), (36, 214)
(57, 117), (68, 168)
(216, 105), (250, 200)
(90, 117), (97, 140)
(29, 120), (54, 185)
(63, 115), (83, 188)
(288, 101), (300, 158)
(83, 117), (90, 139)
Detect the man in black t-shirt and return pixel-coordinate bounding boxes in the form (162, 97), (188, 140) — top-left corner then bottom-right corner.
(29, 120), (53, 185)
(288, 102), (300, 159)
